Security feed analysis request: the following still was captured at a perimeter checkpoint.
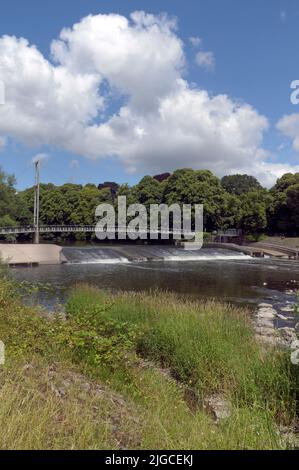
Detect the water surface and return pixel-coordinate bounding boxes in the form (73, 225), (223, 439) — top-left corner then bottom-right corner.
(9, 246), (299, 315)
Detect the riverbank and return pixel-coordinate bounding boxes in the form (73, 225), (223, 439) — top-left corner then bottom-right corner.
(0, 244), (66, 266)
(0, 278), (298, 449)
(254, 237), (299, 250)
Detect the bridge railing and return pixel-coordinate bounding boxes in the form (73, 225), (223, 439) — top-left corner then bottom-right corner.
(0, 226), (35, 234)
(217, 229), (242, 237)
(0, 225), (196, 237)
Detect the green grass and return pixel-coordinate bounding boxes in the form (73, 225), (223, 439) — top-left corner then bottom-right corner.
(0, 278), (298, 449)
(67, 286), (297, 419)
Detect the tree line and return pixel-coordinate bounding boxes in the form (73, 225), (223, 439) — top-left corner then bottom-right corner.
(0, 167), (298, 241)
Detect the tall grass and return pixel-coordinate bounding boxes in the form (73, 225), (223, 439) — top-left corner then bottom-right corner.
(0, 278), (298, 449)
(67, 286), (298, 420)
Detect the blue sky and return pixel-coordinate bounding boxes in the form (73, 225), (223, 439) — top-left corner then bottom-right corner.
(0, 0), (299, 189)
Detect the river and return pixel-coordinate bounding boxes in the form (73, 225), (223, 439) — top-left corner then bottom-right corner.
(8, 245), (299, 320)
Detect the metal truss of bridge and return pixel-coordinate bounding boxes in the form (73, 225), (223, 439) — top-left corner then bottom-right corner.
(0, 225), (196, 238)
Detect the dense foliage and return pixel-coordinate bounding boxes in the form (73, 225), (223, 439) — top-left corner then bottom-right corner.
(0, 166), (298, 239)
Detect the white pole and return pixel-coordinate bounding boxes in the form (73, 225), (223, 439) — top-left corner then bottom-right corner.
(33, 160), (40, 244)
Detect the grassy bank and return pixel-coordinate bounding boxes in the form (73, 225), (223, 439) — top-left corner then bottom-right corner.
(0, 278), (298, 449)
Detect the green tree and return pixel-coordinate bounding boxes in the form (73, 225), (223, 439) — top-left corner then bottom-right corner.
(286, 183), (299, 233)
(218, 193), (242, 230)
(221, 174), (263, 196)
(269, 173), (299, 235)
(163, 169), (227, 230)
(240, 191), (268, 234)
(0, 168), (18, 227)
(132, 176), (163, 208)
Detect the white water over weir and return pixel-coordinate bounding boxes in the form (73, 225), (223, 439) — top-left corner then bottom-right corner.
(62, 246), (251, 265)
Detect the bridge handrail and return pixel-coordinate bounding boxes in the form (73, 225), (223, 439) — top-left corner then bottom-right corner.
(217, 229), (242, 236)
(0, 224), (196, 236)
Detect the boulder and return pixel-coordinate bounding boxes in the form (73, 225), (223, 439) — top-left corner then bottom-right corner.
(280, 306), (295, 313)
(258, 303), (273, 308)
(204, 395), (232, 422)
(256, 307), (276, 319)
(279, 327), (297, 346)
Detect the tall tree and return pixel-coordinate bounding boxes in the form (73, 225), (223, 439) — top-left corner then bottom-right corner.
(221, 174), (263, 196)
(132, 176), (163, 208)
(163, 169), (227, 230)
(240, 191), (268, 234)
(0, 168), (18, 227)
(269, 173), (299, 235)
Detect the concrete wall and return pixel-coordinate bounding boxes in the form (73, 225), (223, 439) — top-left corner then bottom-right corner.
(0, 244), (67, 266)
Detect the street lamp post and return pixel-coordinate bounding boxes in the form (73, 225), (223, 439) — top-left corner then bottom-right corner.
(33, 160), (40, 244)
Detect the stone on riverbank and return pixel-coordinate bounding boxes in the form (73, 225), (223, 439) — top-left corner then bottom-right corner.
(254, 302), (298, 349)
(204, 395), (232, 422)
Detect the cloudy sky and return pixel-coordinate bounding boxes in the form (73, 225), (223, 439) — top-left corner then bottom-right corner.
(0, 0), (299, 189)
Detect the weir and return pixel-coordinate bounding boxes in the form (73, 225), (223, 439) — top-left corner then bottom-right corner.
(62, 245), (251, 264)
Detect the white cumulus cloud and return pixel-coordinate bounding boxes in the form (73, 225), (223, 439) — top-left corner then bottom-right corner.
(189, 36), (202, 47)
(277, 114), (299, 152)
(0, 11), (297, 186)
(32, 152), (49, 164)
(0, 136), (6, 150)
(195, 50), (215, 71)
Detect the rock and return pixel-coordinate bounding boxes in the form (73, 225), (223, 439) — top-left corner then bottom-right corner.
(280, 306), (295, 313)
(22, 364), (34, 374)
(50, 383), (67, 398)
(255, 326), (276, 337)
(54, 311), (67, 321)
(291, 349), (299, 365)
(257, 307), (276, 319)
(204, 395), (232, 422)
(255, 303), (298, 349)
(256, 335), (279, 347)
(279, 327), (297, 346)
(256, 318), (275, 328)
(279, 424), (299, 448)
(47, 365), (57, 380)
(95, 385), (105, 396)
(61, 379), (71, 389)
(276, 313), (292, 321)
(291, 339), (299, 350)
(255, 304), (277, 345)
(81, 382), (91, 393)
